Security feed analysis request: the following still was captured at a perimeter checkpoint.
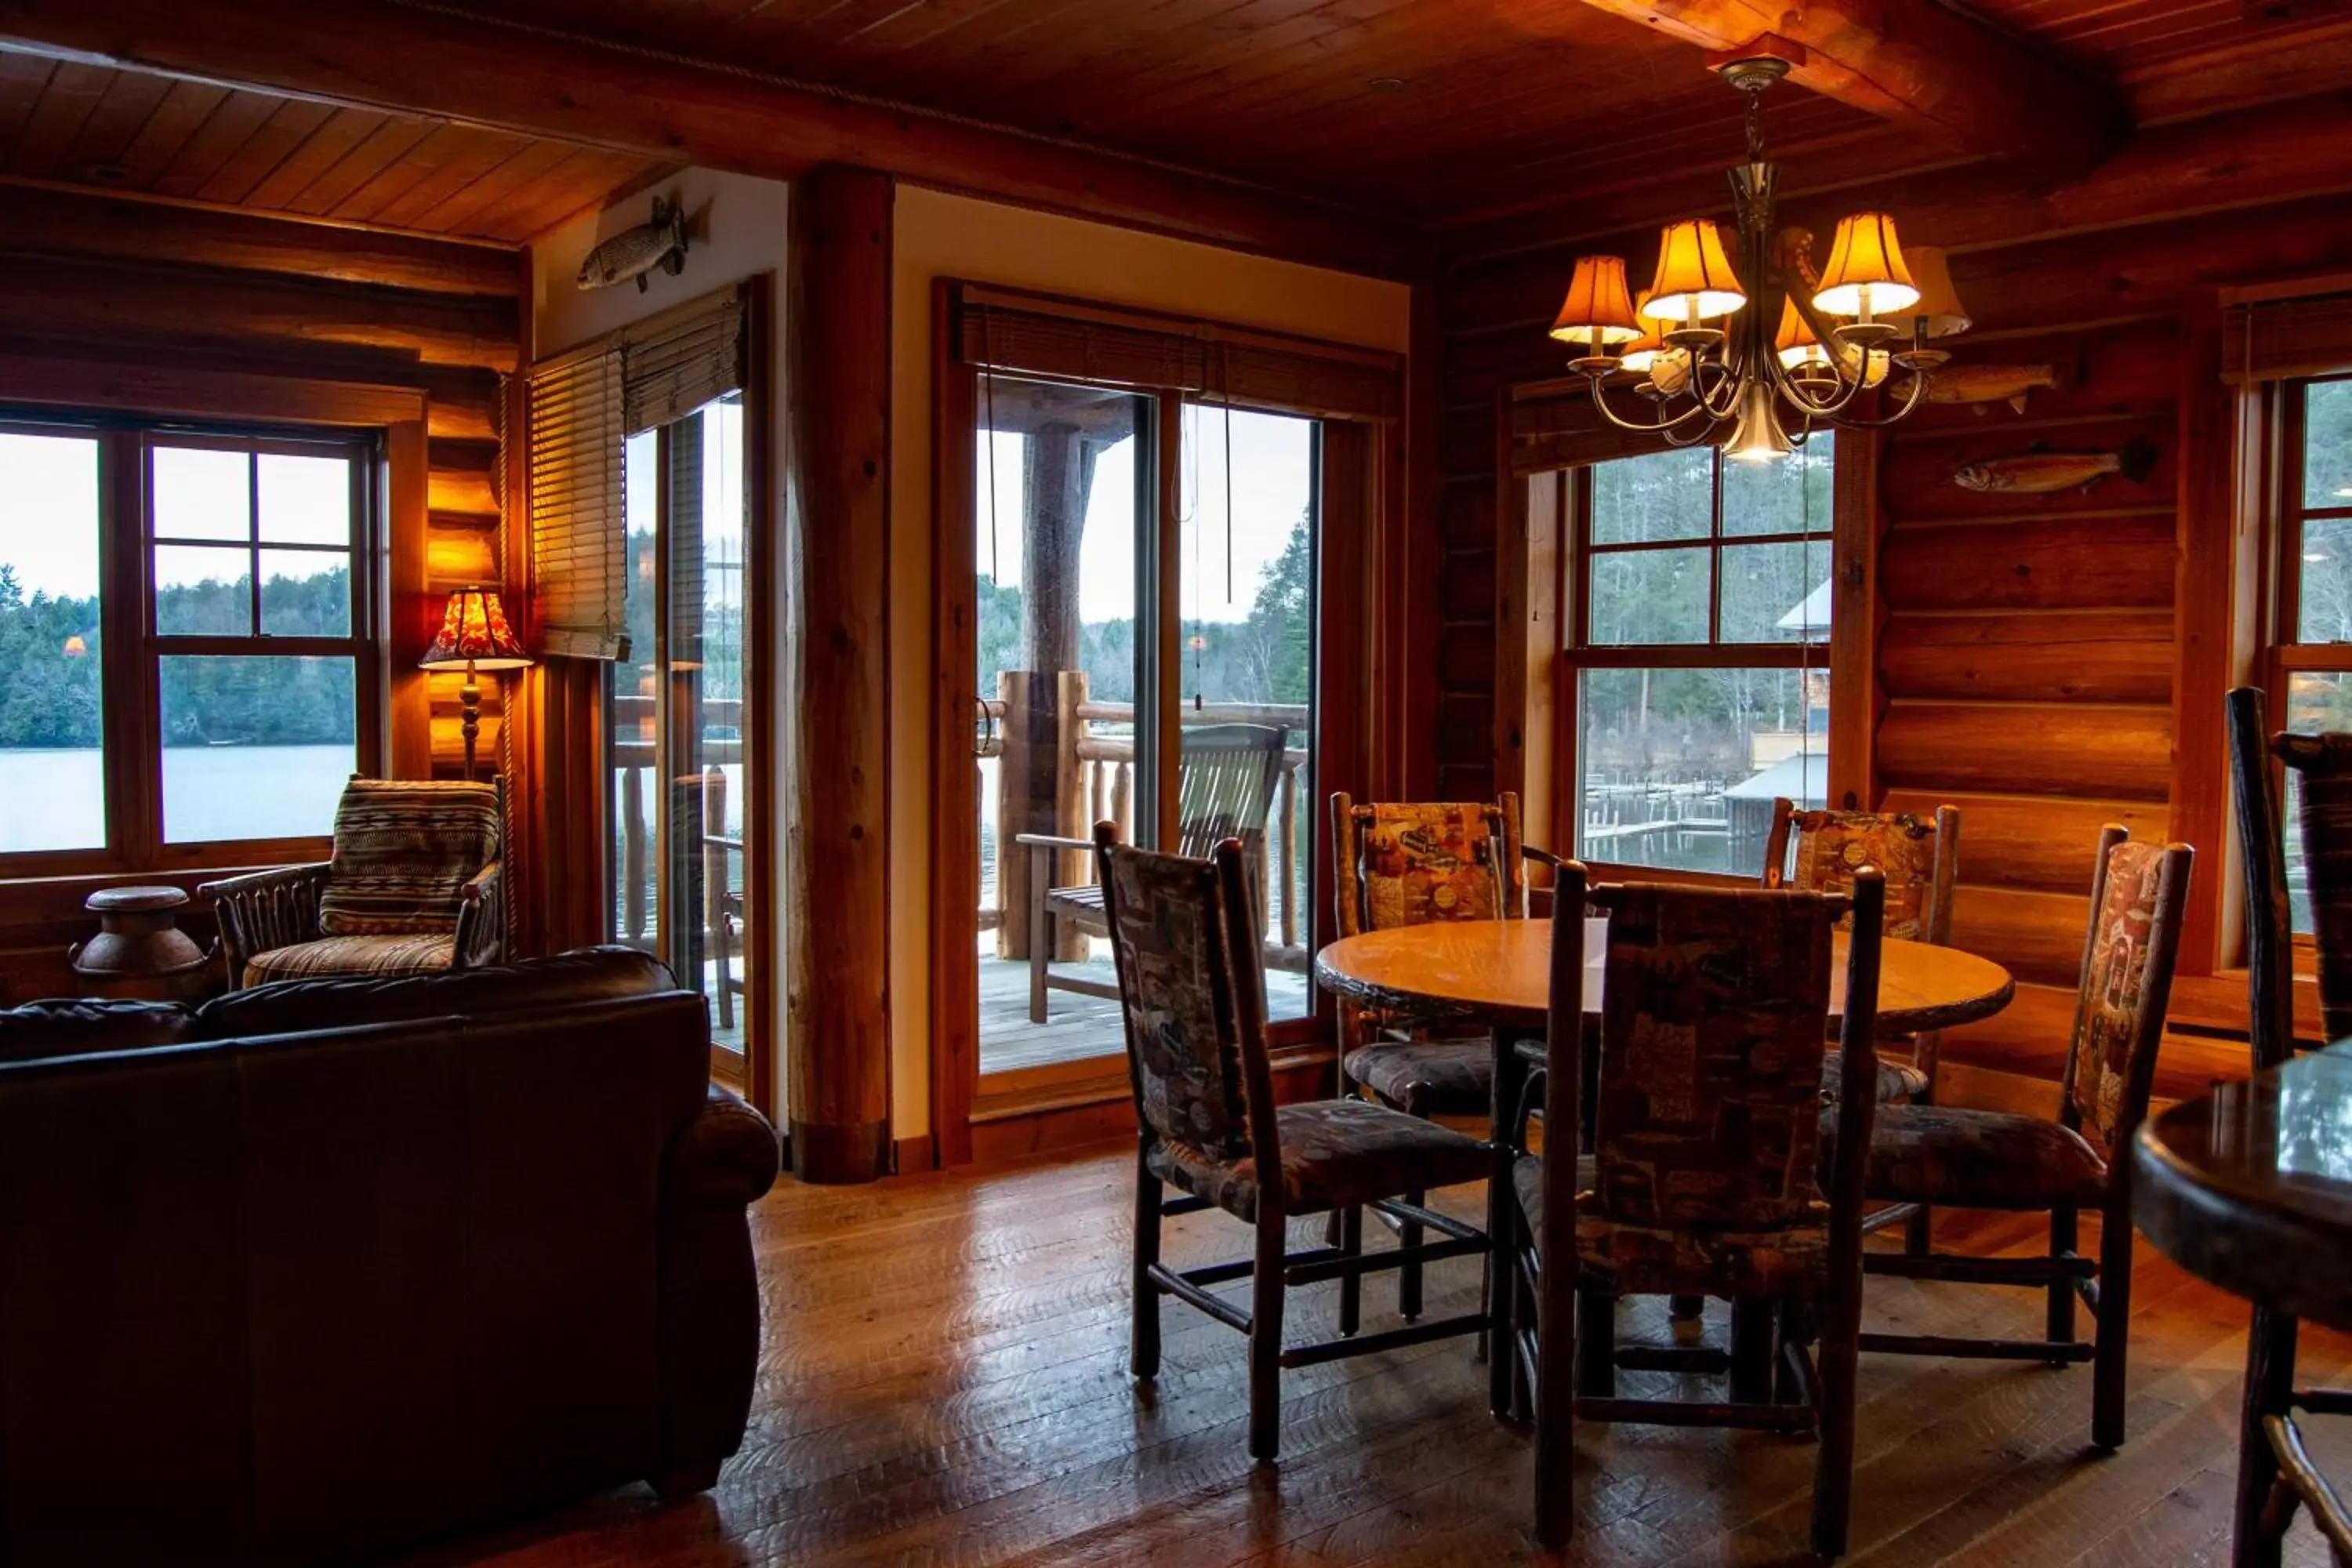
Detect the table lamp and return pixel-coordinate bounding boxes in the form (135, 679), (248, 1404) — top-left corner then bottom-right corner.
(419, 586), (532, 781)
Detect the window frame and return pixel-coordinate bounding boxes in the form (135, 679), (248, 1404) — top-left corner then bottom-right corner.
(1561, 441), (1837, 885)
(0, 409), (382, 880)
(2263, 373), (2352, 943)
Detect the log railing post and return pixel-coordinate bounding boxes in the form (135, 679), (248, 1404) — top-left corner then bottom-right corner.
(1052, 671), (1091, 956)
(784, 164), (892, 1184)
(1277, 762), (1297, 950)
(622, 763), (646, 945)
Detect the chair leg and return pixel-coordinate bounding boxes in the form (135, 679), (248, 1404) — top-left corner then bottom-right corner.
(1248, 1212), (1287, 1461)
(2237, 1305), (2300, 1568)
(1398, 1186), (1425, 1321)
(1338, 1203), (1363, 1338)
(1576, 1287), (1617, 1399)
(1131, 1152), (1163, 1380)
(2092, 1208), (2135, 1451)
(1811, 1283), (1860, 1562)
(1670, 1292), (1706, 1342)
(1027, 871), (1052, 1025)
(1730, 1298), (1776, 1406)
(2048, 1203), (2078, 1356)
(1904, 1201), (1933, 1258)
(1774, 1301), (1808, 1406)
(1533, 1247), (1577, 1548)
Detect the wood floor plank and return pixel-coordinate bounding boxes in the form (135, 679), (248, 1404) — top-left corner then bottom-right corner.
(379, 1146), (2352, 1567)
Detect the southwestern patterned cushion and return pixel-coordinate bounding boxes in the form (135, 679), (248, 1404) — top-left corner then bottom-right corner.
(1846, 1103), (2109, 1210)
(1819, 1047), (1930, 1105)
(1102, 843), (1250, 1160)
(1590, 884), (1835, 1232)
(2067, 839), (2170, 1156)
(242, 933), (458, 985)
(1513, 1156), (1828, 1298)
(317, 780), (500, 937)
(2294, 744), (2352, 1040)
(1359, 804), (1506, 930)
(1344, 1037), (1493, 1116)
(1145, 1097), (1490, 1221)
(1789, 809), (1942, 942)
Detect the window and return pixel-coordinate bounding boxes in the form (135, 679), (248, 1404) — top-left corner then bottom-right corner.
(1566, 436), (1835, 877)
(0, 417), (376, 872)
(2272, 376), (2352, 932)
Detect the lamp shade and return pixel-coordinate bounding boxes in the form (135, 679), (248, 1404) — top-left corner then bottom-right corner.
(1775, 296), (1829, 369)
(1814, 212), (1920, 318)
(1548, 255), (1645, 347)
(1902, 245), (1972, 338)
(1618, 295), (1667, 373)
(1643, 220), (1745, 323)
(420, 586), (532, 671)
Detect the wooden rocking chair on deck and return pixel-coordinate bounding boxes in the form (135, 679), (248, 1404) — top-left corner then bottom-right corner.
(1015, 722), (1288, 1024)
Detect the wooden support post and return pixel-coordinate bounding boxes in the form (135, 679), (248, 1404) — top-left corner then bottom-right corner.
(994, 670), (1055, 960)
(1054, 670), (1091, 956)
(784, 165), (893, 1185)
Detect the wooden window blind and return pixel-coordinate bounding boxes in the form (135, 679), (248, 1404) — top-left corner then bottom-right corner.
(623, 294), (746, 434)
(2224, 292), (2352, 384)
(951, 283), (1401, 421)
(526, 345), (628, 660)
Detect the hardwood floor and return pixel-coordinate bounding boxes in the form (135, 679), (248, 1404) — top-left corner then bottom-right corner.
(404, 1148), (2351, 1566)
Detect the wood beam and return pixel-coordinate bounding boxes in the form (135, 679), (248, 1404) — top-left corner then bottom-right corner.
(783, 165), (894, 1185)
(0, 0), (1417, 278)
(1572, 0), (2122, 169)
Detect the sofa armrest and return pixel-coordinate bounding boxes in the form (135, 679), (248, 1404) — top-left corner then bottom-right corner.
(199, 862), (331, 989)
(669, 1083), (782, 1206)
(452, 859), (504, 971)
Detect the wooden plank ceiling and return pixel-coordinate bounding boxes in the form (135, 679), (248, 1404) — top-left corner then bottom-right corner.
(0, 50), (669, 241)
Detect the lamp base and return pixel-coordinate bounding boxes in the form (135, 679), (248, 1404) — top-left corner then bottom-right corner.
(459, 661), (481, 784)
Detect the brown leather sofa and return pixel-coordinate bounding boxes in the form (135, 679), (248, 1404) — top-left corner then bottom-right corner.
(0, 947), (780, 1566)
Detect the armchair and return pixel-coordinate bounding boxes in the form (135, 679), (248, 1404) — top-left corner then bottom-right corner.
(202, 777), (506, 989)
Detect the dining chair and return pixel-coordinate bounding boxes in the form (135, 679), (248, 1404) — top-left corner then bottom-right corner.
(2225, 684), (2352, 1565)
(1845, 825), (2191, 1451)
(1326, 792), (1561, 1323)
(1497, 864), (1887, 1559)
(1094, 822), (1494, 1461)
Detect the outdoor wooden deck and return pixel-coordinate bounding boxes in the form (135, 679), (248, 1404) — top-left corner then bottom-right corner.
(978, 951), (1313, 1076)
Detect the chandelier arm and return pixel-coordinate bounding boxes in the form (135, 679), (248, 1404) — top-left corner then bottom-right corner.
(1585, 376), (1725, 436)
(1768, 354), (1871, 419)
(1830, 368), (1933, 429)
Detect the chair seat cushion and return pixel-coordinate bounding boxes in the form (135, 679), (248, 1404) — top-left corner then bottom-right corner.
(1513, 1155), (1825, 1298)
(1820, 1049), (1931, 1105)
(1848, 1105), (2109, 1210)
(1146, 1097), (1490, 1221)
(1344, 1038), (1493, 1116)
(242, 934), (456, 986)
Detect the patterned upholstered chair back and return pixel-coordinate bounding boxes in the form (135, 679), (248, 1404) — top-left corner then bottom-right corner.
(318, 779), (503, 937)
(2273, 726), (2352, 1045)
(1329, 793), (1525, 938)
(2228, 687), (2297, 1071)
(1588, 883), (1843, 1232)
(2058, 827), (2191, 1163)
(1094, 824), (1268, 1163)
(1764, 800), (1958, 945)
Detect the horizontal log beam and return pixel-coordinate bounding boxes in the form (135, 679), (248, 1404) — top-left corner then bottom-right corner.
(0, 0), (1418, 278)
(0, 176), (518, 296)
(1571, 0), (2121, 167)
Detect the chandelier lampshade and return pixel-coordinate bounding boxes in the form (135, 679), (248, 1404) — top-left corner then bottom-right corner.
(1618, 296), (1667, 373)
(1903, 245), (1973, 338)
(1814, 212), (1919, 318)
(1644, 220), (1746, 324)
(1775, 296), (1828, 369)
(1549, 255), (1645, 350)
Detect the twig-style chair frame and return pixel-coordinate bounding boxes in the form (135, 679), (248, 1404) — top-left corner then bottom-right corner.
(2227, 684), (2352, 1565)
(1854, 825), (2190, 1453)
(1496, 864), (1887, 1559)
(1096, 823), (1493, 1461)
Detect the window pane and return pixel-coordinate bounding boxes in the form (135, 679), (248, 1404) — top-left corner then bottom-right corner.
(257, 452), (352, 545)
(159, 655), (354, 842)
(1591, 445), (1712, 544)
(0, 431), (105, 854)
(2299, 517), (2352, 644)
(1577, 666), (1827, 875)
(259, 550), (350, 636)
(155, 544), (252, 635)
(152, 446), (250, 541)
(2285, 670), (2352, 935)
(609, 429), (660, 952)
(2305, 381), (2352, 511)
(1724, 432), (1834, 535)
(1591, 546), (1708, 644)
(1182, 401), (1317, 1024)
(1720, 539), (1833, 643)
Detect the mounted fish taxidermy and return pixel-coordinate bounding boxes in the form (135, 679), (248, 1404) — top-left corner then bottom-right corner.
(1921, 362), (2058, 415)
(578, 196), (688, 292)
(1952, 436), (2158, 495)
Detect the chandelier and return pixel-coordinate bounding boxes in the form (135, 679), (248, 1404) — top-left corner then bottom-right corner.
(1547, 50), (1972, 461)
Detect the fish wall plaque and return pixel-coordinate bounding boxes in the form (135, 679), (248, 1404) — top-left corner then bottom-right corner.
(578, 196), (689, 292)
(1951, 436), (2158, 495)
(1921, 362), (2059, 415)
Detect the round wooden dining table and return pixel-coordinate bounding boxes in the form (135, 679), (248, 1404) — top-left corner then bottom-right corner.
(1312, 919), (2016, 1036)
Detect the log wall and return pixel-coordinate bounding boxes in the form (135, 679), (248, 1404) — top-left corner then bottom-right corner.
(1433, 93), (2352, 1102)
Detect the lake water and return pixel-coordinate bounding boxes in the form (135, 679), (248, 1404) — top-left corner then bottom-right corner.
(0, 745), (355, 852)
